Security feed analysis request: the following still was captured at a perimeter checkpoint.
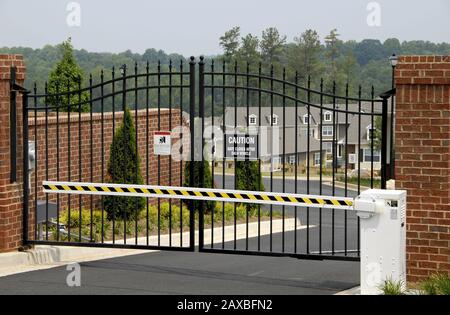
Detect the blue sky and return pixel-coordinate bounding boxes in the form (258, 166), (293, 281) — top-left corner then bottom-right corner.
(0, 0), (449, 55)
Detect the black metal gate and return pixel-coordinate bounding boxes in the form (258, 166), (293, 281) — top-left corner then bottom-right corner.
(20, 57), (394, 261)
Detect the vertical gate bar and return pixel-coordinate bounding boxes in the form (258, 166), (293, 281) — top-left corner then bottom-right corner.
(294, 72), (298, 254)
(211, 60), (215, 249)
(169, 60), (173, 247)
(370, 86), (374, 189)
(78, 78), (82, 243)
(111, 67), (116, 244)
(56, 84), (60, 241)
(66, 81), (71, 241)
(122, 65), (127, 245)
(381, 96), (388, 189)
(319, 78), (323, 255)
(221, 60), (226, 250)
(390, 90), (395, 180)
(10, 67), (17, 183)
(332, 81), (336, 255)
(134, 62), (139, 245)
(233, 60), (237, 250)
(269, 65), (274, 253)
(189, 56), (196, 250)
(179, 60), (183, 247)
(22, 92), (29, 245)
(344, 83), (349, 256)
(145, 62), (150, 246)
(44, 82), (49, 241)
(282, 67), (286, 253)
(199, 56), (205, 250)
(257, 62), (262, 252)
(157, 61), (161, 246)
(306, 75), (311, 254)
(100, 71), (105, 243)
(33, 84), (38, 241)
(245, 61), (250, 251)
(357, 85), (362, 256)
(89, 74), (94, 242)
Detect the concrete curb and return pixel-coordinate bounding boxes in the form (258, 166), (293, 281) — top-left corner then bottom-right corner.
(335, 286), (360, 295)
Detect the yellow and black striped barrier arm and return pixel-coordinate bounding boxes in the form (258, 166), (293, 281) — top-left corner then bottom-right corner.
(42, 181), (354, 210)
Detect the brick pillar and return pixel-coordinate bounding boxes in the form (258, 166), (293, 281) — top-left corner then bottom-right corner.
(0, 54), (26, 252)
(395, 55), (450, 282)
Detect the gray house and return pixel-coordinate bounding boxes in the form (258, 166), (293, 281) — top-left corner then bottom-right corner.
(183, 100), (391, 172)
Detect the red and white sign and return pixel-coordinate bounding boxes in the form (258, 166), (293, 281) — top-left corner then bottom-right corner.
(154, 131), (171, 155)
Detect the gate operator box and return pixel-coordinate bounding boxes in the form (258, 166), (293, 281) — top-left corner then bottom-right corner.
(356, 189), (407, 295)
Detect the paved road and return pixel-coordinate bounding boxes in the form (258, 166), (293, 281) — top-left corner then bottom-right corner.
(211, 174), (360, 254)
(0, 231), (359, 295)
(213, 174), (359, 198)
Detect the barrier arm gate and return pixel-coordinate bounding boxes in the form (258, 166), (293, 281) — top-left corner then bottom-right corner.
(42, 181), (406, 295)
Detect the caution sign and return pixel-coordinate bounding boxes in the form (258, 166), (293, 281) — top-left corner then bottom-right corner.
(225, 134), (257, 159)
(154, 131), (171, 155)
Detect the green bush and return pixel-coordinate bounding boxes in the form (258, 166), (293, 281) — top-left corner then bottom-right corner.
(104, 107), (146, 220)
(183, 160), (215, 213)
(235, 161), (264, 210)
(379, 278), (405, 295)
(59, 209), (110, 242)
(421, 273), (450, 295)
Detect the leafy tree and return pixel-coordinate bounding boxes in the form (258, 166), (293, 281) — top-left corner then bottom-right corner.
(183, 161), (215, 213)
(104, 107), (146, 220)
(324, 29), (342, 83)
(260, 27), (286, 64)
(47, 38), (90, 112)
(289, 29), (322, 80)
(238, 34), (261, 64)
(219, 27), (241, 61)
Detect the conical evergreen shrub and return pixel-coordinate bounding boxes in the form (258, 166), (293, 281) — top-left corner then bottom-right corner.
(104, 107), (146, 220)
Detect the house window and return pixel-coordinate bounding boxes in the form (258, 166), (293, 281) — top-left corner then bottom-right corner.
(289, 155), (296, 165)
(323, 142), (333, 153)
(366, 124), (376, 141)
(363, 148), (381, 162)
(322, 125), (333, 137)
(314, 153), (321, 166)
(271, 115), (278, 125)
(323, 111), (332, 122)
(249, 114), (257, 125)
(303, 114), (310, 125)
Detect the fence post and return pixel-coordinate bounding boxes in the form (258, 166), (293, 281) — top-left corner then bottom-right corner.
(380, 96), (388, 189)
(10, 66), (17, 183)
(22, 91), (29, 244)
(188, 56), (196, 250)
(198, 56), (205, 250)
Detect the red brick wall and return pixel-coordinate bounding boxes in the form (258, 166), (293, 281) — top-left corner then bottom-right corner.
(28, 108), (185, 215)
(395, 55), (450, 281)
(0, 55), (26, 252)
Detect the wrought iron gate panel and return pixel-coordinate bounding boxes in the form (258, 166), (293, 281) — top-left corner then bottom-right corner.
(21, 57), (393, 261)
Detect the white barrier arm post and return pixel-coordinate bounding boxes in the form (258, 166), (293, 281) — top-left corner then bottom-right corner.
(354, 189), (407, 295)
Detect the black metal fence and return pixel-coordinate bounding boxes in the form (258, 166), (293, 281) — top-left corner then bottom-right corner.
(20, 57), (394, 261)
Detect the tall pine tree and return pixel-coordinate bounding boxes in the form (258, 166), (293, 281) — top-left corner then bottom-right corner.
(47, 38), (90, 112)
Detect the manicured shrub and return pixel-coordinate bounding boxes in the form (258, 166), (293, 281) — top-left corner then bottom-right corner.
(104, 107), (146, 220)
(183, 161), (216, 213)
